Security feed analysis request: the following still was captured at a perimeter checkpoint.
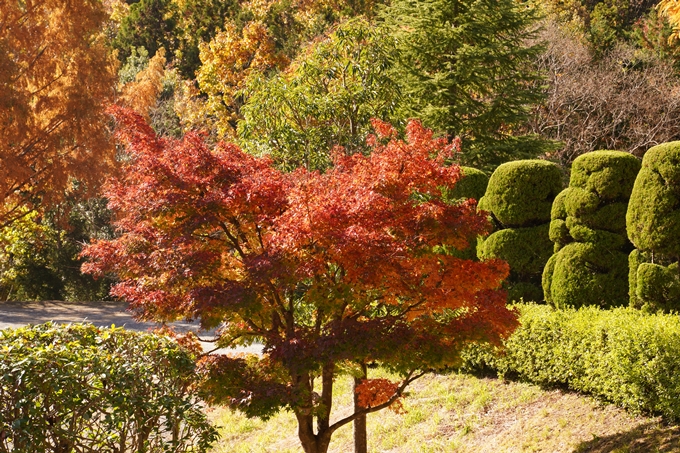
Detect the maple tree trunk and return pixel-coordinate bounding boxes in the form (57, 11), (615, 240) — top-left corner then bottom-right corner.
(353, 362), (368, 453)
(295, 365), (335, 453)
(295, 411), (333, 453)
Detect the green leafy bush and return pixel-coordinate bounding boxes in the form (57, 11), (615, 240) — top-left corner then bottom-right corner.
(627, 141), (680, 310)
(0, 200), (115, 302)
(460, 303), (680, 420)
(477, 160), (563, 301)
(0, 323), (217, 452)
(544, 151), (640, 308)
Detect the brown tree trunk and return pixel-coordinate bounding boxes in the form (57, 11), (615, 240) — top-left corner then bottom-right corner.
(295, 410), (334, 453)
(295, 365), (335, 453)
(353, 362), (368, 453)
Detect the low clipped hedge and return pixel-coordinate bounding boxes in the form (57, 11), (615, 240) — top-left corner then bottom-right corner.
(460, 304), (680, 420)
(0, 323), (217, 453)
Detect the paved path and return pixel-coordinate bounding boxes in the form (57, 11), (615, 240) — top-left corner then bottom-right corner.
(0, 301), (261, 354)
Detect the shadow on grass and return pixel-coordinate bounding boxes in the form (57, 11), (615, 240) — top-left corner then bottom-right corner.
(574, 423), (680, 453)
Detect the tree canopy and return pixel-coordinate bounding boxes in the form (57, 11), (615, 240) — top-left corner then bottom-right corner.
(83, 107), (517, 453)
(0, 0), (118, 227)
(383, 0), (549, 170)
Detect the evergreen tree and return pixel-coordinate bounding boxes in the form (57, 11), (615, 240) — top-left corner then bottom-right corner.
(383, 0), (550, 170)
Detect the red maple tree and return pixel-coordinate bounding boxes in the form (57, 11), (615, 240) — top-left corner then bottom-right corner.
(83, 107), (517, 453)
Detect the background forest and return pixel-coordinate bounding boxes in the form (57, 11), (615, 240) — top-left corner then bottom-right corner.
(4, 0), (680, 301)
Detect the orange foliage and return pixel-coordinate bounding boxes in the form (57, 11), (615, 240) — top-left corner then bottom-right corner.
(0, 0), (118, 226)
(355, 378), (405, 413)
(119, 49), (167, 119)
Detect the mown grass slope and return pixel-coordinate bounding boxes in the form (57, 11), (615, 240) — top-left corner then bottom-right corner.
(207, 372), (680, 453)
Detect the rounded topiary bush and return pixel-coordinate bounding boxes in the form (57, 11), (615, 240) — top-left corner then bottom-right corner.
(478, 224), (553, 277)
(570, 151), (641, 202)
(544, 242), (629, 309)
(478, 160), (563, 302)
(627, 142), (680, 311)
(544, 150), (640, 309)
(446, 166), (489, 201)
(481, 160), (563, 228)
(627, 141), (680, 257)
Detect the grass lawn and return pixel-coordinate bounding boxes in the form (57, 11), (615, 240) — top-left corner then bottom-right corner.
(207, 371), (680, 453)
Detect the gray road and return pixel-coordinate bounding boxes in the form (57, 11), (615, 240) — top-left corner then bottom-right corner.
(0, 301), (261, 354)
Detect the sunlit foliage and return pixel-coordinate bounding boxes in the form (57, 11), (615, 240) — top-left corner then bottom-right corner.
(83, 107), (517, 453)
(0, 0), (118, 226)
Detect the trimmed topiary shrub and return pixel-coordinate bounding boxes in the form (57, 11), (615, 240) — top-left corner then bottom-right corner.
(543, 151), (640, 308)
(543, 242), (629, 308)
(0, 323), (218, 452)
(478, 160), (563, 301)
(627, 141), (680, 311)
(479, 160), (563, 228)
(460, 303), (680, 421)
(446, 166), (489, 201)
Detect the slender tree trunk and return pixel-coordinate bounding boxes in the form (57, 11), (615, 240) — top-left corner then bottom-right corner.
(295, 366), (335, 453)
(353, 362), (368, 453)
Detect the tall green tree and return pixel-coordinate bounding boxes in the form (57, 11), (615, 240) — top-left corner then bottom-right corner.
(239, 19), (401, 171)
(384, 0), (549, 170)
(113, 0), (179, 71)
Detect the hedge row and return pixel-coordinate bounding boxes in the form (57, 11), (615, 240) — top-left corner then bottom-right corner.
(459, 304), (680, 420)
(0, 323), (217, 453)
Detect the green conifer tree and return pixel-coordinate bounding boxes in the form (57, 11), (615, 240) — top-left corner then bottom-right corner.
(383, 0), (550, 170)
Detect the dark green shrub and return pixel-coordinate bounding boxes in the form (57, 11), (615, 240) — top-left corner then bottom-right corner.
(543, 242), (629, 309)
(627, 142), (680, 310)
(443, 167), (489, 260)
(481, 160), (563, 228)
(460, 303), (680, 420)
(544, 151), (640, 308)
(0, 323), (217, 453)
(477, 160), (562, 302)
(478, 224), (553, 277)
(627, 141), (680, 256)
(446, 166), (489, 201)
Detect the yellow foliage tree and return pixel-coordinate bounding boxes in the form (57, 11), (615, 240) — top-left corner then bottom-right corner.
(659, 0), (680, 39)
(177, 0), (382, 138)
(191, 21), (288, 139)
(0, 0), (118, 227)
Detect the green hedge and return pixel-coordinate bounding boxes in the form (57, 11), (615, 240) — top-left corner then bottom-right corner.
(0, 323), (217, 453)
(460, 304), (680, 420)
